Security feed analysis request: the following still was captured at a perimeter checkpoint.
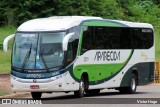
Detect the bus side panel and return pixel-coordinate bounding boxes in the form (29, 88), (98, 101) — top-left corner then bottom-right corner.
(148, 62), (154, 83)
(120, 62), (154, 87)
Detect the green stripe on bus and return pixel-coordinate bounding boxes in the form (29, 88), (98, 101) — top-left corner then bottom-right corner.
(73, 50), (133, 83)
(77, 27), (84, 55)
(82, 21), (125, 27)
(74, 63), (124, 81)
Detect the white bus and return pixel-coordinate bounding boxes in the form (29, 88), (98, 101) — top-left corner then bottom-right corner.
(11, 16), (154, 99)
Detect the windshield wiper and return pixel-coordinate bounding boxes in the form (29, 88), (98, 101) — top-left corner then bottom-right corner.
(40, 50), (48, 71)
(22, 43), (32, 71)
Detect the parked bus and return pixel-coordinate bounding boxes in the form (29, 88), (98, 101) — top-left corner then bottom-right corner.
(11, 16), (154, 99)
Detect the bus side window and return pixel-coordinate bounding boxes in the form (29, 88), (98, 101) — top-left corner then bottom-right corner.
(120, 28), (131, 49)
(81, 26), (92, 54)
(66, 42), (73, 66)
(66, 39), (79, 66)
(131, 28), (153, 49)
(73, 39), (78, 58)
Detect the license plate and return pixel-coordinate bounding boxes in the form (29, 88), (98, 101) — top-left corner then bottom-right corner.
(30, 85), (40, 89)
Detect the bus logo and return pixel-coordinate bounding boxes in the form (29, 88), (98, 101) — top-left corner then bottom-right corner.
(33, 79), (37, 83)
(94, 51), (120, 61)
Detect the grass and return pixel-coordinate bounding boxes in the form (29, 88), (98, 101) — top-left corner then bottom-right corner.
(0, 26), (160, 74)
(155, 28), (160, 61)
(0, 26), (16, 49)
(0, 50), (12, 74)
(0, 90), (8, 96)
(0, 26), (16, 74)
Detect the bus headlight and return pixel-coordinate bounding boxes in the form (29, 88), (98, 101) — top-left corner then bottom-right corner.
(51, 74), (63, 81)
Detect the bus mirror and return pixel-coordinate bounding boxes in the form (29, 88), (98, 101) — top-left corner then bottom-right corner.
(62, 32), (75, 51)
(3, 34), (15, 52)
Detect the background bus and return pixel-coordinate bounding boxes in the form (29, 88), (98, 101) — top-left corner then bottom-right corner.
(11, 16), (154, 99)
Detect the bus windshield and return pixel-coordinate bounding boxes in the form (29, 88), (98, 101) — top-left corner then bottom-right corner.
(12, 32), (65, 70)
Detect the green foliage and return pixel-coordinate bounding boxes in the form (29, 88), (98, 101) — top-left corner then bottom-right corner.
(0, 0), (159, 26)
(53, 0), (89, 15)
(0, 26), (16, 73)
(125, 0), (160, 25)
(0, 26), (16, 48)
(0, 0), (55, 26)
(0, 90), (8, 96)
(155, 28), (160, 61)
(101, 0), (124, 19)
(0, 50), (11, 74)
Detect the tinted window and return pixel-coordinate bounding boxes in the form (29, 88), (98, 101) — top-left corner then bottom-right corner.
(81, 26), (93, 54)
(131, 28), (153, 49)
(66, 39), (79, 66)
(93, 27), (120, 49)
(81, 26), (153, 54)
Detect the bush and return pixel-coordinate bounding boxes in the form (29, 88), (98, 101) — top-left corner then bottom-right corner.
(0, 0), (159, 26)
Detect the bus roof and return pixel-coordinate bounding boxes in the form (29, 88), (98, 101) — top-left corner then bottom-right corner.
(17, 16), (153, 32)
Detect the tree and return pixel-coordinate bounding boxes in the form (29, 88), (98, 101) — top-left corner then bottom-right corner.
(0, 0), (159, 26)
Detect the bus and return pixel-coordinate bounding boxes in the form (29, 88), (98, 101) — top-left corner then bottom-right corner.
(11, 16), (154, 99)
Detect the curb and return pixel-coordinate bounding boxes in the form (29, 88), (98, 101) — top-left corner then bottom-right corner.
(0, 92), (31, 98)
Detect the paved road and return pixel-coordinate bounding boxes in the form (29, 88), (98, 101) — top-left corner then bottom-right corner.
(31, 83), (160, 104)
(1, 83), (160, 107)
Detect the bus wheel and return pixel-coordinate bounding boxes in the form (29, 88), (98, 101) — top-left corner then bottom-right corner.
(119, 74), (137, 94)
(74, 76), (85, 98)
(130, 74), (137, 94)
(86, 89), (100, 95)
(31, 92), (42, 99)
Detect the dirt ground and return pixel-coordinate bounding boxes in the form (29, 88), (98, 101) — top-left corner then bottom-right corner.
(0, 74), (31, 98)
(0, 74), (11, 91)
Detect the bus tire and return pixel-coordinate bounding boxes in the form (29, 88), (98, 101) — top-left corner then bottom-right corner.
(86, 89), (100, 95)
(31, 92), (42, 99)
(74, 76), (85, 98)
(119, 74), (137, 94)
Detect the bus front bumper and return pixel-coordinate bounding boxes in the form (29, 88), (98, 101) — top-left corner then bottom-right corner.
(11, 75), (67, 92)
